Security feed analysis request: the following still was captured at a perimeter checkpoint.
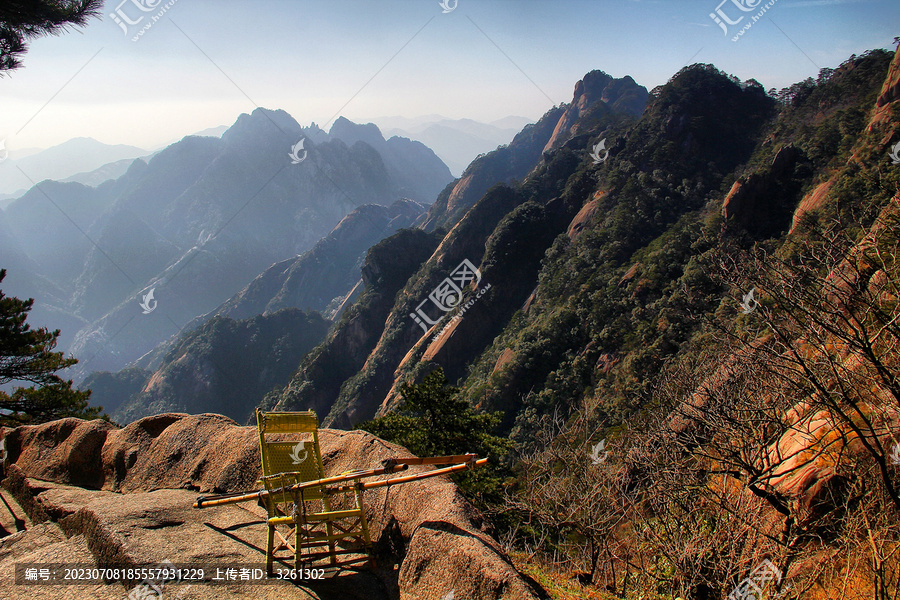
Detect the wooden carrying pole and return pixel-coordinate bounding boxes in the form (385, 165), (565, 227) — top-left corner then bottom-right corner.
(328, 457), (487, 493)
(193, 454), (483, 509)
(382, 454), (478, 467)
(193, 463), (408, 509)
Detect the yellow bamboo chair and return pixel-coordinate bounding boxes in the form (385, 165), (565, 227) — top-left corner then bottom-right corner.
(256, 410), (372, 573)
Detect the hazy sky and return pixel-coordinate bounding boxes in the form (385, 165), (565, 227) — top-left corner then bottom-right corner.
(1, 0), (897, 151)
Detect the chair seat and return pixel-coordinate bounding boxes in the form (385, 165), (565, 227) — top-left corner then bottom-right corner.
(301, 508), (364, 522)
(268, 508), (363, 526)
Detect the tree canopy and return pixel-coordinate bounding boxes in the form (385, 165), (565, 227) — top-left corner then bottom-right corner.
(356, 368), (512, 506)
(0, 269), (101, 424)
(0, 0), (103, 73)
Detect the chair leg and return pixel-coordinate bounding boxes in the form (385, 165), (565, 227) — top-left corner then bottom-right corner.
(295, 521), (302, 570)
(356, 490), (371, 546)
(325, 521), (337, 565)
(266, 524), (275, 575)
(355, 490), (375, 569)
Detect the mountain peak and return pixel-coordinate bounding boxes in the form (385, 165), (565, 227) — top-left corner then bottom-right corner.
(223, 107), (302, 143)
(329, 116), (386, 148)
(575, 69), (614, 97)
(302, 122), (330, 144)
(542, 69), (649, 151)
(573, 69), (647, 116)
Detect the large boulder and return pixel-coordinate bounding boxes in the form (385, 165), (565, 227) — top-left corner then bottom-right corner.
(1, 413), (546, 600)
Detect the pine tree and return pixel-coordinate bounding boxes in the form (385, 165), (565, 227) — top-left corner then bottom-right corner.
(0, 269), (101, 424)
(356, 368), (512, 506)
(1, 0), (103, 73)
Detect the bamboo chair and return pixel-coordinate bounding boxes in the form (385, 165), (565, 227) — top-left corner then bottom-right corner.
(255, 410), (372, 573)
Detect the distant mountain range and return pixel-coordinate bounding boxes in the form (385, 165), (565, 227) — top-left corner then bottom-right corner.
(0, 126), (232, 206)
(0, 110), (452, 385)
(0, 137), (150, 197)
(0, 117), (524, 204)
(369, 115), (533, 176)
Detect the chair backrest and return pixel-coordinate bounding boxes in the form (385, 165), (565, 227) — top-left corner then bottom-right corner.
(256, 410), (327, 503)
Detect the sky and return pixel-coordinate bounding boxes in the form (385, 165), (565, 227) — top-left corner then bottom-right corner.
(0, 0), (897, 152)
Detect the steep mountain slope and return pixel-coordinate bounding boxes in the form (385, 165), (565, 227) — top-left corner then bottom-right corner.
(419, 70), (648, 232)
(270, 228), (442, 423)
(111, 308), (330, 424)
(447, 52), (897, 445)
(376, 65), (770, 428)
(582, 49), (900, 597)
(272, 49), (897, 441)
(127, 199), (426, 376)
(274, 71), (651, 426)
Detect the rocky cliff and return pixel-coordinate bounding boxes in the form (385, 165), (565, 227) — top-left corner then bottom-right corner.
(0, 414), (547, 600)
(543, 70), (648, 151)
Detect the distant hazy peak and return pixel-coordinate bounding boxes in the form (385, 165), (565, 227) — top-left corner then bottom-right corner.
(329, 116), (386, 148)
(302, 122), (330, 143)
(223, 107), (303, 142)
